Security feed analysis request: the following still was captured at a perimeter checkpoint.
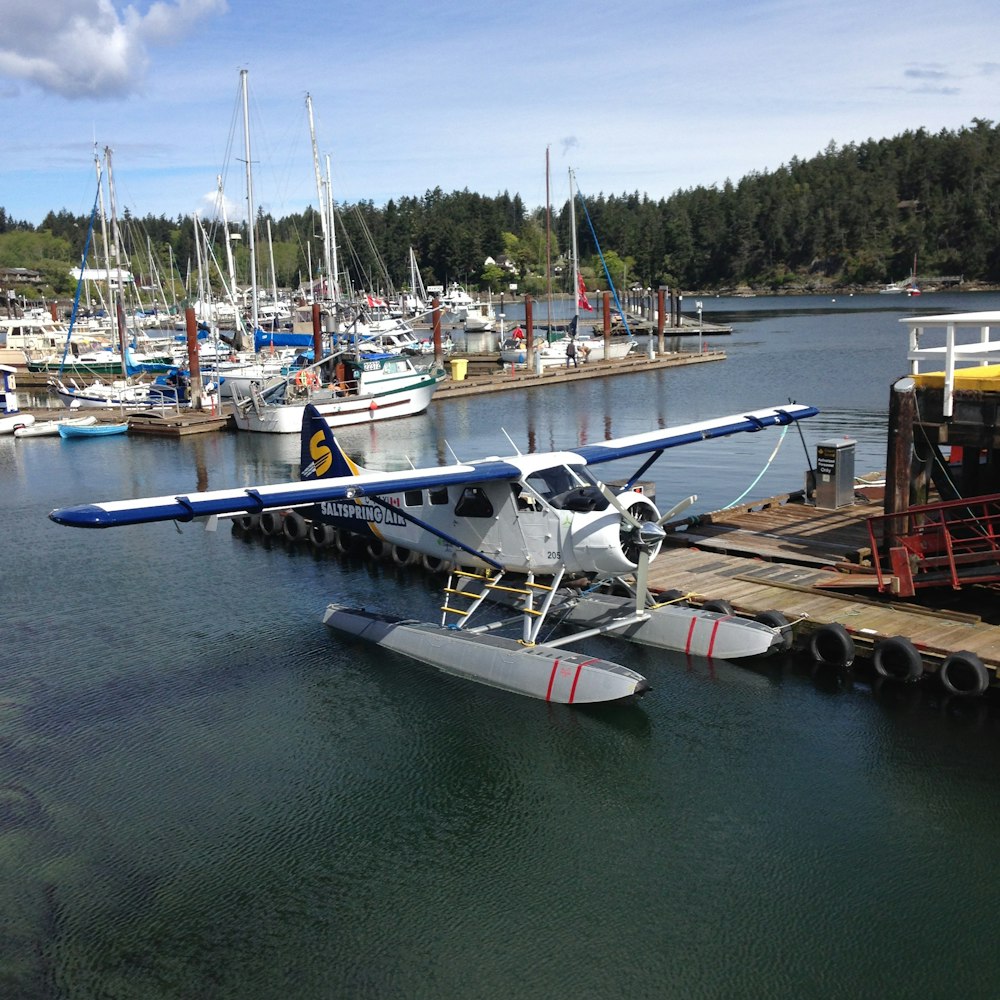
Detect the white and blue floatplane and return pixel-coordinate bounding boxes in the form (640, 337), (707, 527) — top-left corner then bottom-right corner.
(49, 401), (818, 705)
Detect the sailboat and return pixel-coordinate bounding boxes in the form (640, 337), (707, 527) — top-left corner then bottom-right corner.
(907, 253), (921, 296)
(499, 166), (636, 368)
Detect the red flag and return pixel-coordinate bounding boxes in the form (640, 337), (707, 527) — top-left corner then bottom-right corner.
(577, 273), (594, 312)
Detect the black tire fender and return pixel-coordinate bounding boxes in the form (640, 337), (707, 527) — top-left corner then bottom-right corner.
(872, 635), (923, 682)
(754, 610), (793, 653)
(808, 623), (855, 668)
(259, 511), (283, 536)
(282, 510), (308, 542)
(938, 650), (989, 697)
(702, 599), (735, 616)
(309, 522), (336, 549)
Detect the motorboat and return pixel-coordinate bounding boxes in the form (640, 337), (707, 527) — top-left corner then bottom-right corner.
(14, 415), (97, 438)
(230, 352), (446, 434)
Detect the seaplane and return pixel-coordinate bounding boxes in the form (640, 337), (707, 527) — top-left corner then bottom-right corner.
(49, 401), (818, 706)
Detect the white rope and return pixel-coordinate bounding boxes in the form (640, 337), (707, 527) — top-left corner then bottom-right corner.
(720, 425), (789, 509)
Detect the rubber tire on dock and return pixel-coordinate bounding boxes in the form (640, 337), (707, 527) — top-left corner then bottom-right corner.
(367, 538), (387, 561)
(808, 623), (855, 668)
(871, 635), (923, 683)
(309, 522), (336, 549)
(938, 650), (989, 698)
(235, 513), (260, 534)
(657, 589), (686, 604)
(282, 510), (308, 543)
(701, 599), (735, 616)
(754, 610), (793, 653)
(259, 511), (284, 536)
(391, 545), (417, 567)
(421, 553), (452, 574)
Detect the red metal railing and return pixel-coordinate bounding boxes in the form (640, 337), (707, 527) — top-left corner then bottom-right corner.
(867, 493), (1000, 596)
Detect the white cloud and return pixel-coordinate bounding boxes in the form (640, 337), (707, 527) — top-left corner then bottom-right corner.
(0, 0), (227, 99)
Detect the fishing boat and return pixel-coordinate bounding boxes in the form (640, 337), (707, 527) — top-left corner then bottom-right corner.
(14, 416), (97, 438)
(230, 352), (446, 434)
(58, 421), (129, 439)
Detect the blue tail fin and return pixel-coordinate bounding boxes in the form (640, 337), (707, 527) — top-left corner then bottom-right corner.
(300, 404), (359, 480)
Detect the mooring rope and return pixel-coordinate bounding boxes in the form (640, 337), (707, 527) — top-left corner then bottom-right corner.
(720, 424), (789, 509)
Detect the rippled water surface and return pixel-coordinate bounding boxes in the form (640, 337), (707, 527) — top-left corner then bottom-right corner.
(6, 294), (1000, 998)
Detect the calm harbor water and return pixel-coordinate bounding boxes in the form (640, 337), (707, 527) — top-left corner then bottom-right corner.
(6, 292), (1000, 998)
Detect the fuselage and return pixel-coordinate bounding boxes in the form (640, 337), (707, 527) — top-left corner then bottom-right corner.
(311, 457), (659, 576)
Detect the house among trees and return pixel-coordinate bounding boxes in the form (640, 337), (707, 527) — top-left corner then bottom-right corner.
(0, 267), (42, 287)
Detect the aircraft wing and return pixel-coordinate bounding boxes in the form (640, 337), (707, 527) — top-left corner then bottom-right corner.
(570, 404), (818, 464)
(49, 460), (524, 529)
(49, 403), (818, 529)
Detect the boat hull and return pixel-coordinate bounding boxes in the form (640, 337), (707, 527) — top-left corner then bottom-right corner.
(323, 605), (649, 704)
(14, 416), (97, 438)
(232, 374), (442, 433)
(58, 423), (129, 439)
(0, 412), (35, 435)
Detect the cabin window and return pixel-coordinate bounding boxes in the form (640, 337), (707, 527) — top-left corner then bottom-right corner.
(403, 489), (422, 507)
(454, 486), (494, 518)
(429, 487), (449, 505)
(525, 465), (608, 512)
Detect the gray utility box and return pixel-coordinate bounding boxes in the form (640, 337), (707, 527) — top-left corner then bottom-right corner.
(814, 437), (856, 509)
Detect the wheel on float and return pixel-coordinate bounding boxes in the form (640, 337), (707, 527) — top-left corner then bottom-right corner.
(754, 610), (793, 652)
(872, 635), (923, 682)
(282, 510), (308, 542)
(701, 599), (734, 616)
(938, 650), (989, 697)
(808, 623), (855, 668)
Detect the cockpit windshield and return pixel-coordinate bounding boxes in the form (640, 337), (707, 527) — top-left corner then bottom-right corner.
(523, 465), (608, 512)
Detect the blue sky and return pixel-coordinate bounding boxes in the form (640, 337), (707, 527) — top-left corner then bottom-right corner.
(2, 0), (999, 226)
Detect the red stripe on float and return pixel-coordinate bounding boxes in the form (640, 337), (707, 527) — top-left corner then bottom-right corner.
(706, 616), (731, 657)
(685, 617), (697, 655)
(568, 659), (595, 704)
(546, 659), (560, 701)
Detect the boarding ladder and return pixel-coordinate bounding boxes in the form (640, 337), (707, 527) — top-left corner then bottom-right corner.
(868, 492), (1000, 596)
(441, 568), (565, 643)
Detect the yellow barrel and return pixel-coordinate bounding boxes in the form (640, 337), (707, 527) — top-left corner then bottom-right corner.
(450, 358), (468, 381)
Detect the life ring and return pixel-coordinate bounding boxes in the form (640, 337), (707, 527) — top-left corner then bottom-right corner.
(938, 650), (989, 697)
(259, 511), (284, 536)
(282, 510), (308, 542)
(294, 370), (321, 388)
(702, 599), (735, 616)
(309, 522), (336, 549)
(235, 513), (260, 533)
(754, 610), (793, 653)
(808, 623), (855, 668)
(872, 635), (923, 682)
(391, 544), (417, 567)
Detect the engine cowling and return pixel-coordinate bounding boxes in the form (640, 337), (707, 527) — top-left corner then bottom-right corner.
(565, 490), (661, 575)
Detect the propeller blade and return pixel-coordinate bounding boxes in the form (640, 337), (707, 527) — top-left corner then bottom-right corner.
(657, 494), (697, 526)
(634, 551), (651, 614)
(599, 483), (643, 528)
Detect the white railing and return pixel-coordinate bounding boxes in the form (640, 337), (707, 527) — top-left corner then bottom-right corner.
(904, 310), (1000, 417)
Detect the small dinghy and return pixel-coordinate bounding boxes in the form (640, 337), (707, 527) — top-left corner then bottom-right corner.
(58, 422), (129, 439)
(14, 416), (98, 438)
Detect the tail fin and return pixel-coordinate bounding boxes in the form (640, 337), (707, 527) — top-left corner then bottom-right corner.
(300, 404), (360, 480)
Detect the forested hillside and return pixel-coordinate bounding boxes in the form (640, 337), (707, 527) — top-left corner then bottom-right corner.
(2, 119), (998, 300)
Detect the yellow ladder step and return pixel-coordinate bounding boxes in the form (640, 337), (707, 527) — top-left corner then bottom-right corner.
(440, 605), (471, 616)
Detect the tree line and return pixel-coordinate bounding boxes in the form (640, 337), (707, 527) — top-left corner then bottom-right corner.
(2, 118), (999, 302)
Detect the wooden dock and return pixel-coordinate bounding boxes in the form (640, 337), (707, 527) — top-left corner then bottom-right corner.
(648, 488), (1000, 679)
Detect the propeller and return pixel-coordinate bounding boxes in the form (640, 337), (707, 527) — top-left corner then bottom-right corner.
(600, 486), (699, 613)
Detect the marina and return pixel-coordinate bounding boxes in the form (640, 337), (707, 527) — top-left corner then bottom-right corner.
(6, 292), (1000, 997)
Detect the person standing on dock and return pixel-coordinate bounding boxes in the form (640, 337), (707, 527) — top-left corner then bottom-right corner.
(565, 337), (578, 368)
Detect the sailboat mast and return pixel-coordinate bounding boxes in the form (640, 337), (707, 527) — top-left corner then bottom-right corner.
(325, 154), (338, 302)
(104, 146), (129, 378)
(569, 167), (580, 325)
(306, 93), (331, 300)
(545, 145), (552, 341)
(240, 68), (259, 335)
(94, 148), (112, 331)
